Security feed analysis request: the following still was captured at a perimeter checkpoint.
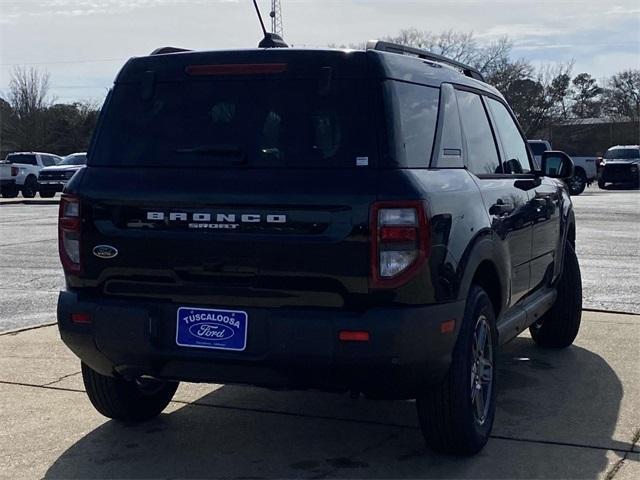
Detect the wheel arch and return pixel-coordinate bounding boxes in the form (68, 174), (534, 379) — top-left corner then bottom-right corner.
(457, 234), (508, 319)
(573, 166), (586, 178)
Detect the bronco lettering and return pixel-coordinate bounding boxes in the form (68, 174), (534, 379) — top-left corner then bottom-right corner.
(146, 211), (287, 224)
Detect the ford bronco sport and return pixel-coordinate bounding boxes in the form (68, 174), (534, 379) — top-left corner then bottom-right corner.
(57, 40), (582, 455)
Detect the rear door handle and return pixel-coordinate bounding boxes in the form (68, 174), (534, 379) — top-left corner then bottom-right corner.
(489, 200), (514, 216)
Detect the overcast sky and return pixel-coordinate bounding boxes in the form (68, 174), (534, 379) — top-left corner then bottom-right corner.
(1, 0), (639, 103)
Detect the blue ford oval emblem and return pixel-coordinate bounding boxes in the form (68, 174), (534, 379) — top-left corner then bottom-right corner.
(188, 323), (235, 341)
(92, 245), (118, 259)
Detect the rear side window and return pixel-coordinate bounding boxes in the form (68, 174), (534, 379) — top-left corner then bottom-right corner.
(529, 142), (548, 156)
(42, 156), (56, 167)
(385, 81), (439, 167)
(91, 78), (374, 169)
(455, 90), (500, 175)
(6, 154), (37, 166)
(486, 98), (531, 174)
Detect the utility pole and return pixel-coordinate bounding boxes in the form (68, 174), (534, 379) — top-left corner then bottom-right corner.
(269, 0), (283, 37)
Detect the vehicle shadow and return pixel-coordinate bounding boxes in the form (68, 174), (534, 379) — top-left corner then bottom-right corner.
(45, 338), (627, 479)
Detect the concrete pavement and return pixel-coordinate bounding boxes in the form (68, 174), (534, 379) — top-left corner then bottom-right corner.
(0, 310), (638, 479)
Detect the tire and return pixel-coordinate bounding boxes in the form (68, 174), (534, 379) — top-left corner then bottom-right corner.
(39, 190), (56, 198)
(530, 243), (582, 348)
(567, 171), (586, 196)
(81, 362), (178, 422)
(21, 176), (38, 198)
(416, 285), (498, 455)
(598, 178), (607, 189)
(1, 185), (19, 198)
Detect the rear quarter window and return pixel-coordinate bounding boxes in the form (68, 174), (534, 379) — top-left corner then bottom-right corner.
(384, 81), (439, 168)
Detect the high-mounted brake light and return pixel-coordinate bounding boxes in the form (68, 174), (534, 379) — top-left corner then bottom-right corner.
(58, 194), (81, 274)
(185, 63), (288, 76)
(339, 331), (370, 342)
(370, 201), (430, 289)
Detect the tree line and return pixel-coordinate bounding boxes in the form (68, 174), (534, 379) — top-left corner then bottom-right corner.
(341, 29), (640, 136)
(0, 68), (99, 156)
(1, 29), (639, 157)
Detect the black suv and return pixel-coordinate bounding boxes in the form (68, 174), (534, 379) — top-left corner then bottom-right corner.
(57, 41), (582, 455)
(598, 145), (640, 189)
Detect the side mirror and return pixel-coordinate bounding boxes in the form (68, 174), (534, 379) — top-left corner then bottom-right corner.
(541, 151), (574, 179)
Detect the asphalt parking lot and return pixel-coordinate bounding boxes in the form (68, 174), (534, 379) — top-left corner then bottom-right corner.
(1, 186), (638, 333)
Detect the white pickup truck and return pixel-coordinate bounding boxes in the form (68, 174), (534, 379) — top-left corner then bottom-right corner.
(528, 140), (597, 195)
(0, 162), (19, 198)
(4, 152), (62, 198)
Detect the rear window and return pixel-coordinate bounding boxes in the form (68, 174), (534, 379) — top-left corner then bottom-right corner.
(604, 148), (640, 159)
(528, 142), (549, 156)
(91, 78), (375, 168)
(6, 154), (37, 166)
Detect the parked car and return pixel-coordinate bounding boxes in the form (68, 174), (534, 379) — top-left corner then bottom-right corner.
(598, 145), (640, 189)
(57, 40), (582, 456)
(0, 161), (20, 198)
(4, 152), (62, 198)
(38, 152), (87, 198)
(528, 140), (596, 195)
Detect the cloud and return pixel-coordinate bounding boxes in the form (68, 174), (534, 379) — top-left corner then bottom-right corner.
(1, 0), (229, 21)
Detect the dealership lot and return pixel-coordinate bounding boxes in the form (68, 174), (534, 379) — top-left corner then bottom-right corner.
(0, 187), (638, 478)
(1, 187), (638, 333)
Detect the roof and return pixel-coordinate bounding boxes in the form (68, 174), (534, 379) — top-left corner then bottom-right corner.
(607, 145), (640, 150)
(116, 47), (500, 97)
(6, 152), (59, 156)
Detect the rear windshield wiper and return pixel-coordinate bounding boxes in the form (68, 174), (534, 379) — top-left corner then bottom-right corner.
(174, 145), (247, 164)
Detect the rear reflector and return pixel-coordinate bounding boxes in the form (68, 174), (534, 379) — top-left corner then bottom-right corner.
(440, 319), (456, 334)
(338, 331), (370, 342)
(185, 63), (288, 76)
(71, 313), (91, 324)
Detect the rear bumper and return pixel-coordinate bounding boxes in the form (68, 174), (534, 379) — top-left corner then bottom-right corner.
(57, 290), (465, 398)
(0, 179), (16, 187)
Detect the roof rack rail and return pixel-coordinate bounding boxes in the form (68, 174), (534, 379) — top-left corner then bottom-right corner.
(150, 46), (192, 55)
(366, 40), (485, 82)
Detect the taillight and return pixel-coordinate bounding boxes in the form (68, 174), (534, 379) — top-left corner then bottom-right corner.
(370, 201), (430, 288)
(10, 166), (18, 177)
(58, 194), (81, 273)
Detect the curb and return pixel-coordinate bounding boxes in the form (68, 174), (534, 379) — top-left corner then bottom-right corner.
(0, 199), (60, 206)
(583, 307), (640, 316)
(0, 322), (57, 336)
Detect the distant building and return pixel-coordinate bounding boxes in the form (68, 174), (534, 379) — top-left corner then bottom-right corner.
(548, 117), (640, 157)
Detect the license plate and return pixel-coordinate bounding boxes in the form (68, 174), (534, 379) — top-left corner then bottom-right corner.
(176, 307), (247, 351)
(39, 181), (63, 185)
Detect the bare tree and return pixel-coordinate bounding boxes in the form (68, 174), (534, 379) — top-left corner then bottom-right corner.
(8, 67), (51, 119)
(4, 66), (52, 151)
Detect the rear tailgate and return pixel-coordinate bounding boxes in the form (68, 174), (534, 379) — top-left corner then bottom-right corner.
(77, 167), (377, 309)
